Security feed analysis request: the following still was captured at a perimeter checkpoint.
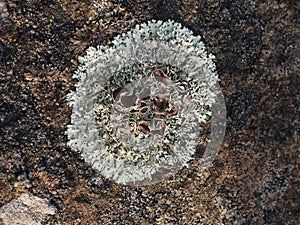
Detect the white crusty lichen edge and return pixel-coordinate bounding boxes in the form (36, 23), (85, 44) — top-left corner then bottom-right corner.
(66, 20), (219, 185)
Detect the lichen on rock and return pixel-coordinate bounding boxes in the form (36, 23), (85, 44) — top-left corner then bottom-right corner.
(66, 20), (220, 185)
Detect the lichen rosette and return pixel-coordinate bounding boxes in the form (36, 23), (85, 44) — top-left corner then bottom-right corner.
(66, 20), (219, 185)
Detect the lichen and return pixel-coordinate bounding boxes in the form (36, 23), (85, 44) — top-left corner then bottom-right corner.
(66, 20), (219, 185)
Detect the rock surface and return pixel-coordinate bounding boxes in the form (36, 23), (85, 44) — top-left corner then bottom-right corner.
(0, 192), (56, 225)
(0, 0), (299, 224)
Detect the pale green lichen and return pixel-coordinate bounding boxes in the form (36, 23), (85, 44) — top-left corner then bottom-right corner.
(66, 20), (219, 185)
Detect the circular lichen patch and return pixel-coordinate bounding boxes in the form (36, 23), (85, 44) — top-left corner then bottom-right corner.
(66, 20), (226, 185)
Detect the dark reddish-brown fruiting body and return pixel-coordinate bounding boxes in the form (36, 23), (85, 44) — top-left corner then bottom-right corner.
(153, 95), (169, 115)
(139, 87), (151, 100)
(138, 121), (150, 134)
(165, 105), (178, 117)
(140, 106), (148, 113)
(121, 94), (138, 108)
(112, 87), (126, 101)
(153, 68), (171, 86)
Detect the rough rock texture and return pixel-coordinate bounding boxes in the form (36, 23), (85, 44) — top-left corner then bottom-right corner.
(0, 192), (56, 225)
(0, 0), (299, 224)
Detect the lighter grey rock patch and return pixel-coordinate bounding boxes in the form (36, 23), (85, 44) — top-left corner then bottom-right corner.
(0, 193), (56, 225)
(0, 0), (9, 20)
